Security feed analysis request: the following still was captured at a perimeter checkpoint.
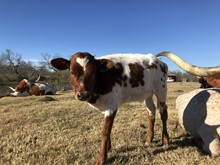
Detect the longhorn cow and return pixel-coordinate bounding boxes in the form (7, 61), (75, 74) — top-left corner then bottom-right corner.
(3, 76), (56, 97)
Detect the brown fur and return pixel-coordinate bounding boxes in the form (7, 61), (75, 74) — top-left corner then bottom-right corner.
(15, 80), (29, 93)
(199, 75), (220, 88)
(28, 84), (42, 95)
(207, 76), (220, 88)
(129, 63), (145, 88)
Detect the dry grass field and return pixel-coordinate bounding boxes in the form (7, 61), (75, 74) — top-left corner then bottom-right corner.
(1, 82), (220, 165)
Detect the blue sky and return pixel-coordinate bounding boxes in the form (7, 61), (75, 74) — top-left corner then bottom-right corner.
(0, 0), (220, 71)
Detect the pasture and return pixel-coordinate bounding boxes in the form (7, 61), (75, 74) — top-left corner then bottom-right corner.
(0, 82), (220, 165)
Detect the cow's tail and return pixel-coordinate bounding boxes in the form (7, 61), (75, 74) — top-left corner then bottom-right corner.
(156, 52), (220, 77)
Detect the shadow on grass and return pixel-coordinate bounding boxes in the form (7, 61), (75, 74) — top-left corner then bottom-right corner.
(108, 134), (207, 164)
(38, 96), (56, 102)
(153, 134), (206, 155)
(108, 145), (151, 164)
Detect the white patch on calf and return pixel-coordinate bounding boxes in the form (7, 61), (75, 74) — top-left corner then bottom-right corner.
(76, 57), (89, 71)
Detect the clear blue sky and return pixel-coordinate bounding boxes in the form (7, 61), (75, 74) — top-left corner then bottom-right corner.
(0, 0), (220, 71)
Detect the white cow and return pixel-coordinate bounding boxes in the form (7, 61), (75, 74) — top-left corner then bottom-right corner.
(176, 88), (220, 156)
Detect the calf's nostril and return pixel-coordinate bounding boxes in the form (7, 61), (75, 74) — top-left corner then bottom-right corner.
(77, 93), (82, 100)
(76, 91), (90, 101)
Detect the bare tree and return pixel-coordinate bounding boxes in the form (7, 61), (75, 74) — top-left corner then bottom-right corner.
(39, 53), (56, 71)
(1, 49), (22, 75)
(38, 53), (70, 89)
(0, 49), (39, 82)
(0, 54), (4, 69)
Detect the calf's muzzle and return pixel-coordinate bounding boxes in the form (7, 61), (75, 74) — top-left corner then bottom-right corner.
(76, 91), (91, 101)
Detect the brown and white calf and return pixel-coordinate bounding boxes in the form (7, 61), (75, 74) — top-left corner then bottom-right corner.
(5, 76), (56, 97)
(51, 52), (220, 165)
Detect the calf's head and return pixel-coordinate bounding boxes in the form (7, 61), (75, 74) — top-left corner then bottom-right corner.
(9, 79), (30, 93)
(51, 52), (113, 101)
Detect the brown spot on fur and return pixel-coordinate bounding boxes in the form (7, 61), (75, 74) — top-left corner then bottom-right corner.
(161, 78), (166, 83)
(95, 62), (124, 95)
(28, 84), (41, 95)
(146, 63), (157, 69)
(160, 64), (168, 75)
(122, 75), (128, 87)
(129, 63), (145, 88)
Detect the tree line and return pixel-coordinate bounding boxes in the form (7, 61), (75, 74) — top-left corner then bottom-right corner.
(0, 49), (198, 89)
(0, 49), (69, 90)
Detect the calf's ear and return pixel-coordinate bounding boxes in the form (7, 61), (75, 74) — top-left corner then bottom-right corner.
(96, 59), (114, 72)
(50, 58), (70, 70)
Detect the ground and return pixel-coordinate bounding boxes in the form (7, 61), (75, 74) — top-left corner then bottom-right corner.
(0, 82), (220, 165)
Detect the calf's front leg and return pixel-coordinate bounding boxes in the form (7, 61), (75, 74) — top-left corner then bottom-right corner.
(96, 110), (117, 165)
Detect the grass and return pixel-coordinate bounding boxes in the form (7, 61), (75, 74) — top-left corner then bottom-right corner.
(0, 82), (220, 165)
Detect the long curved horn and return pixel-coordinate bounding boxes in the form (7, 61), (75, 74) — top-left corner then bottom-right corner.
(8, 86), (16, 92)
(35, 75), (41, 82)
(156, 52), (220, 77)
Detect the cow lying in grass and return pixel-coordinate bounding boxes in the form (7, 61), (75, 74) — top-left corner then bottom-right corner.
(51, 51), (220, 164)
(176, 88), (220, 157)
(1, 76), (56, 97)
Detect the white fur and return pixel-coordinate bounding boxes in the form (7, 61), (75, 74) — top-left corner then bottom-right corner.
(76, 57), (89, 71)
(176, 88), (220, 156)
(36, 83), (56, 95)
